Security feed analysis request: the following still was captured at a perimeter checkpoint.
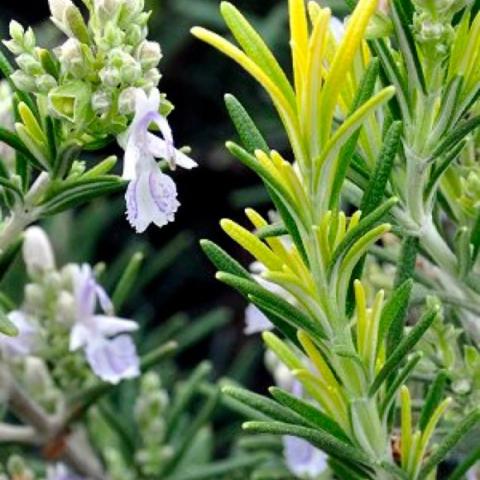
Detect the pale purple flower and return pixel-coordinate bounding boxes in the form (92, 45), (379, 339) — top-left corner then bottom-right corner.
(0, 311), (37, 357)
(47, 463), (84, 480)
(244, 303), (274, 335)
(85, 334), (140, 384)
(69, 264), (140, 383)
(118, 88), (197, 233)
(283, 436), (328, 479)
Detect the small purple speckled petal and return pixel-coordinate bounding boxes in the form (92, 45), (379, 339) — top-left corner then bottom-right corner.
(283, 435), (327, 479)
(125, 167), (179, 233)
(85, 335), (140, 384)
(244, 304), (273, 335)
(148, 168), (180, 226)
(0, 311), (37, 357)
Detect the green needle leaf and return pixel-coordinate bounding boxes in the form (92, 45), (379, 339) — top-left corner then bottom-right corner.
(369, 303), (440, 395)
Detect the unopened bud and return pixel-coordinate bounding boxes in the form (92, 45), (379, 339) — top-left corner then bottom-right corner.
(96, 0), (123, 19)
(126, 24), (144, 45)
(57, 38), (85, 76)
(118, 87), (137, 114)
(137, 41), (162, 69)
(36, 74), (58, 93)
(9, 20), (24, 43)
(92, 89), (112, 114)
(48, 0), (74, 23)
(23, 226), (55, 277)
(10, 70), (36, 92)
(16, 54), (43, 76)
(143, 68), (161, 88)
(100, 67), (121, 88)
(104, 21), (125, 47)
(120, 61), (142, 83)
(56, 290), (76, 325)
(24, 357), (53, 396)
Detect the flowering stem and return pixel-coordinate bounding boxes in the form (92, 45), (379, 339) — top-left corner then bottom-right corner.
(0, 365), (106, 478)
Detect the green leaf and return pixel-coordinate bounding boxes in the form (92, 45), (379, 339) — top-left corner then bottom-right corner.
(378, 279), (413, 357)
(267, 186), (309, 266)
(175, 308), (232, 352)
(0, 236), (22, 280)
(166, 362), (212, 437)
(0, 309), (19, 337)
(426, 140), (465, 198)
(360, 121), (403, 216)
(225, 94), (269, 153)
(448, 444), (480, 480)
(330, 58), (380, 209)
(393, 236), (418, 288)
(216, 272), (326, 342)
(0, 126), (40, 167)
(370, 39), (410, 120)
(418, 408), (480, 478)
(223, 386), (309, 426)
(432, 116), (480, 160)
(328, 197), (397, 275)
(269, 387), (350, 443)
(41, 177), (125, 215)
(166, 454), (267, 480)
(200, 239), (251, 279)
(369, 303), (440, 395)
(112, 251), (144, 312)
(243, 421), (373, 467)
(390, 0), (426, 94)
(163, 387), (220, 475)
(220, 2), (295, 108)
(255, 223), (288, 240)
(380, 352), (423, 418)
(418, 370), (449, 431)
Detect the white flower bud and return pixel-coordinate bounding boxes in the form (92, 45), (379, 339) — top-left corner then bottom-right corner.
(24, 357), (53, 395)
(3, 39), (23, 56)
(10, 70), (36, 92)
(48, 0), (74, 23)
(9, 20), (24, 43)
(120, 61), (142, 83)
(96, 0), (124, 18)
(118, 87), (137, 114)
(104, 21), (125, 47)
(123, 0), (144, 18)
(57, 38), (85, 76)
(23, 226), (55, 277)
(16, 54), (43, 76)
(92, 89), (112, 114)
(55, 290), (76, 326)
(99, 66), (121, 87)
(23, 28), (36, 51)
(36, 74), (58, 94)
(137, 41), (162, 70)
(126, 25), (144, 46)
(143, 68), (161, 88)
(25, 284), (45, 309)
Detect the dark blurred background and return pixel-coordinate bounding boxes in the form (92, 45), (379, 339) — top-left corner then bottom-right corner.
(0, 0), (346, 389)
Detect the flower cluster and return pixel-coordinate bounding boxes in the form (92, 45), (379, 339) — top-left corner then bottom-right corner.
(5, 0), (164, 136)
(0, 226), (140, 385)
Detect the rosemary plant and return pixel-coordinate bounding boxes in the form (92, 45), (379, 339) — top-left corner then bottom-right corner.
(194, 0), (480, 478)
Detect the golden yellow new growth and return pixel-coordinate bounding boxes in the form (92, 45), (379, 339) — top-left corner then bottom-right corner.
(220, 219), (283, 271)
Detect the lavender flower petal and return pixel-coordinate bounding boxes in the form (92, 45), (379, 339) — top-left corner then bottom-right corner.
(283, 435), (327, 479)
(85, 335), (140, 384)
